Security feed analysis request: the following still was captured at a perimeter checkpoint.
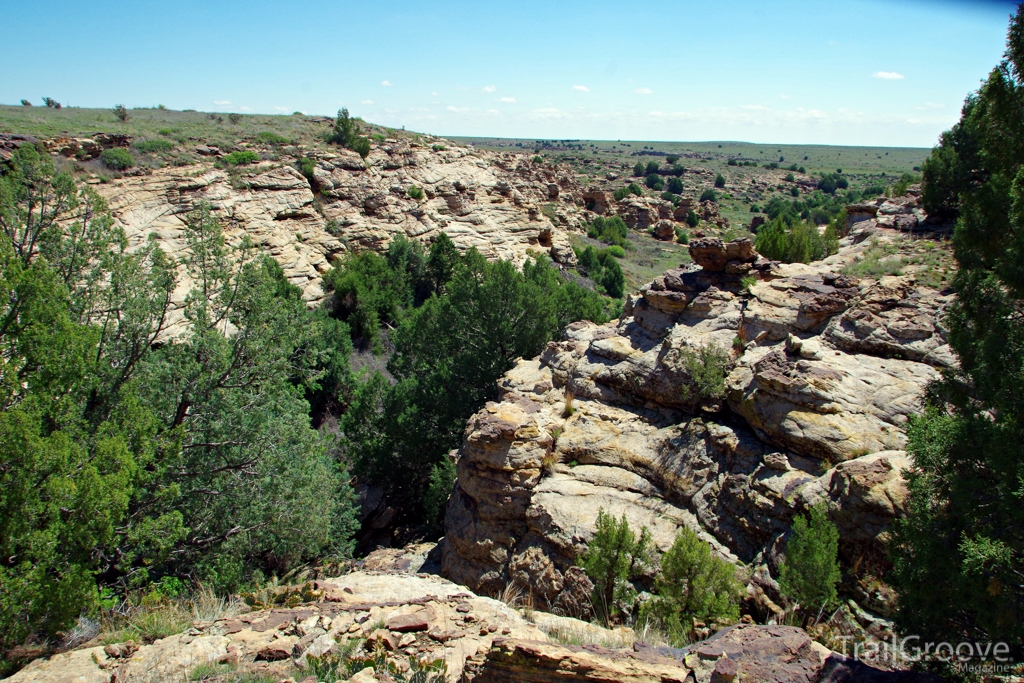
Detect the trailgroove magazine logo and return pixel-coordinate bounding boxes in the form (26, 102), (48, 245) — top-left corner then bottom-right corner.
(836, 635), (1021, 674)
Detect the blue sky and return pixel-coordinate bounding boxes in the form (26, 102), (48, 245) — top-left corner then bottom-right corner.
(1, 0), (1017, 147)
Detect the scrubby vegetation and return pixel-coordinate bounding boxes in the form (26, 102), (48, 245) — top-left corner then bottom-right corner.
(579, 510), (654, 626)
(0, 144), (358, 663)
(100, 147), (134, 170)
(754, 217), (838, 264)
(585, 215), (629, 247)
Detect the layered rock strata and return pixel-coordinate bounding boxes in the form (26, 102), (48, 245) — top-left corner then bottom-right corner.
(441, 236), (948, 615)
(88, 142), (582, 336)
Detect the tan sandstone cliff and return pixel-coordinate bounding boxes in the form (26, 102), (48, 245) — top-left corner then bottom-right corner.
(440, 225), (950, 620)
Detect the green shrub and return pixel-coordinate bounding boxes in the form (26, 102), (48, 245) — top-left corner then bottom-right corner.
(612, 182), (643, 202)
(714, 174), (726, 188)
(111, 104), (130, 122)
(228, 113), (242, 125)
(790, 187), (799, 197)
(754, 217), (838, 264)
(257, 131), (290, 145)
(645, 173), (664, 191)
(678, 343), (729, 411)
(298, 157), (316, 180)
(350, 137), (371, 159)
(532, 155), (543, 163)
(632, 162), (645, 176)
(586, 216), (629, 248)
(667, 177), (684, 194)
(665, 154), (680, 164)
(221, 151), (260, 166)
(699, 188), (717, 203)
(785, 172), (795, 182)
(779, 502), (840, 625)
(675, 227), (689, 244)
(640, 527), (742, 645)
(728, 158), (738, 166)
(407, 185), (425, 201)
(599, 257), (625, 298)
(100, 147), (134, 170)
(686, 210), (699, 228)
(433, 144), (448, 152)
(424, 457), (456, 531)
(135, 139), (174, 154)
(578, 509), (654, 625)
(606, 245), (626, 258)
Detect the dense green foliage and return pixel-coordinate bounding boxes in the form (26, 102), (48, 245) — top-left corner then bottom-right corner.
(575, 244), (625, 298)
(585, 215), (629, 247)
(714, 173), (726, 188)
(645, 173), (664, 190)
(578, 510), (654, 626)
(816, 172), (849, 194)
(754, 216), (838, 264)
(100, 147), (134, 170)
(0, 145), (358, 659)
(220, 150), (260, 166)
(890, 8), (1024, 648)
(324, 235), (607, 526)
(699, 188), (717, 202)
(779, 503), (840, 624)
(613, 183), (643, 201)
(640, 527), (742, 644)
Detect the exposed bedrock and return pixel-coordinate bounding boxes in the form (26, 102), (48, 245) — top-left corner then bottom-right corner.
(441, 237), (946, 616)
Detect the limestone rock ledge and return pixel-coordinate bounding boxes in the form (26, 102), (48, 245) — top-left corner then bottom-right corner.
(441, 236), (948, 613)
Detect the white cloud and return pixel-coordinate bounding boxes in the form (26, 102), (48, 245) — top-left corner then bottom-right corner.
(572, 85), (590, 92)
(361, 99), (375, 105)
(486, 109), (500, 114)
(431, 91), (438, 96)
(498, 97), (517, 103)
(446, 105), (469, 112)
(741, 104), (770, 111)
(239, 106), (252, 112)
(634, 87), (653, 95)
(274, 106), (289, 112)
(779, 94), (790, 100)
(213, 100), (231, 105)
(381, 80), (394, 86)
(482, 85), (497, 93)
(916, 101), (944, 110)
(873, 71), (905, 80)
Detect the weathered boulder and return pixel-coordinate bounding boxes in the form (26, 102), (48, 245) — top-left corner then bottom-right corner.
(689, 237), (757, 272)
(823, 276), (954, 367)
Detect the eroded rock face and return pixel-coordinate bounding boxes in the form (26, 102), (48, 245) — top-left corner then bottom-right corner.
(92, 141), (583, 337)
(442, 235), (947, 613)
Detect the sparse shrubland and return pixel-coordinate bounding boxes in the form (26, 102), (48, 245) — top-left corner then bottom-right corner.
(100, 147), (134, 170)
(780, 503), (841, 626)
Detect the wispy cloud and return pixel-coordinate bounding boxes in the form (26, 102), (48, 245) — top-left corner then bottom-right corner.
(572, 85), (590, 92)
(498, 97), (517, 103)
(238, 106), (252, 112)
(634, 87), (653, 95)
(431, 91), (438, 96)
(273, 106), (288, 112)
(361, 99), (375, 105)
(486, 109), (500, 114)
(916, 101), (944, 110)
(213, 100), (231, 105)
(873, 71), (904, 80)
(446, 105), (469, 112)
(482, 85), (497, 93)
(381, 80), (394, 86)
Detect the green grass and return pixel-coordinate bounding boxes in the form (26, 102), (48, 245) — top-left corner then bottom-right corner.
(574, 231), (691, 294)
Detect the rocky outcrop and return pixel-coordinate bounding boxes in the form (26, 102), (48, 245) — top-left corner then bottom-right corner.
(89, 141), (583, 336)
(464, 625), (939, 683)
(10, 566), (933, 683)
(442, 236), (947, 613)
